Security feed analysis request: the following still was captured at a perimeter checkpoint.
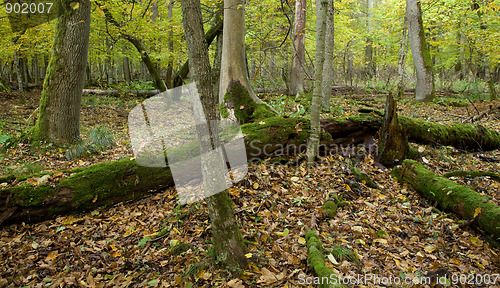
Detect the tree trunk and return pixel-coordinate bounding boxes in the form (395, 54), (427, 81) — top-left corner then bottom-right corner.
(289, 0), (306, 96)
(123, 54), (131, 83)
(307, 0), (328, 162)
(392, 160), (500, 244)
(321, 0), (334, 108)
(219, 0), (262, 105)
(33, 54), (39, 86)
(33, 0), (91, 145)
(181, 0), (248, 269)
(165, 0), (174, 89)
(364, 0), (375, 79)
(14, 51), (23, 92)
(406, 0), (434, 101)
(377, 93), (408, 166)
(397, 17), (408, 98)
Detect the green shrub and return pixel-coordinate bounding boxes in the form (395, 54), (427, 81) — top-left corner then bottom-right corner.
(65, 126), (115, 160)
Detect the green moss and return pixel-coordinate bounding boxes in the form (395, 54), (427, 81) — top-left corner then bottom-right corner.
(443, 170), (500, 182)
(350, 166), (381, 189)
(305, 230), (344, 288)
(220, 102), (229, 119)
(223, 81), (276, 123)
(393, 160), (500, 242)
(322, 201), (338, 218)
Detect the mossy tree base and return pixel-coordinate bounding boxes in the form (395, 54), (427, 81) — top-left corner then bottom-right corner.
(392, 160), (500, 244)
(443, 170), (500, 182)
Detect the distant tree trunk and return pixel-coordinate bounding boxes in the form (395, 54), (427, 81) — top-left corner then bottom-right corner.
(406, 0), (435, 101)
(123, 51), (131, 83)
(33, 0), (91, 145)
(33, 54), (39, 86)
(289, 0), (306, 96)
(165, 0), (175, 89)
(181, 0), (248, 269)
(307, 0), (327, 162)
(365, 0), (375, 79)
(106, 38), (113, 86)
(321, 0), (334, 108)
(219, 0), (262, 104)
(397, 17), (408, 98)
(14, 51), (23, 92)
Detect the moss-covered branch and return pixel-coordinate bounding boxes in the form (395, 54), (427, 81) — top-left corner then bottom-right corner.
(305, 230), (345, 288)
(392, 160), (500, 244)
(443, 170), (500, 182)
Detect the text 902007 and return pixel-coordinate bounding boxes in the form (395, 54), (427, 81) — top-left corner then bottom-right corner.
(5, 2), (53, 14)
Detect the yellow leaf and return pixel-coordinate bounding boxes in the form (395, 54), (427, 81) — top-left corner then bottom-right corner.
(173, 227), (181, 234)
(253, 182), (259, 189)
(274, 228), (289, 237)
(111, 245), (118, 251)
(470, 236), (480, 244)
(70, 2), (79, 10)
(424, 245), (435, 253)
(298, 237), (306, 245)
(45, 250), (58, 261)
(393, 258), (400, 266)
(239, 105), (245, 109)
(473, 207), (482, 218)
(170, 239), (179, 247)
(92, 194), (98, 203)
(245, 253), (253, 258)
(124, 226), (135, 237)
(111, 251), (121, 257)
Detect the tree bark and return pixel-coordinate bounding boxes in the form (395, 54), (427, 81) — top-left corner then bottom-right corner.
(307, 0), (327, 162)
(181, 0), (248, 269)
(289, 0), (306, 96)
(219, 0), (262, 104)
(397, 17), (408, 98)
(406, 0), (434, 101)
(321, 0), (334, 108)
(33, 0), (91, 145)
(377, 93), (408, 167)
(364, 0), (375, 79)
(392, 160), (500, 244)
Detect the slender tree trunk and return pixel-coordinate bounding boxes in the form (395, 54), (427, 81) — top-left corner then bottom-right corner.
(321, 0), (334, 107)
(219, 0), (262, 104)
(181, 0), (248, 269)
(33, 54), (39, 86)
(33, 0), (91, 145)
(165, 0), (175, 89)
(307, 0), (327, 162)
(14, 51), (23, 92)
(123, 46), (131, 83)
(212, 1), (223, 98)
(289, 0), (306, 96)
(406, 0), (435, 101)
(365, 0), (375, 79)
(397, 17), (408, 98)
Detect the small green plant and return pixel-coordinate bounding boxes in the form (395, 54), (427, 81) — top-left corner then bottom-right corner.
(120, 80), (155, 91)
(65, 126), (115, 160)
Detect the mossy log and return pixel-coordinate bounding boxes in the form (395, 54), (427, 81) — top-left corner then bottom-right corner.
(392, 160), (500, 243)
(0, 159), (174, 225)
(305, 230), (344, 288)
(322, 111), (500, 151)
(3, 112), (499, 225)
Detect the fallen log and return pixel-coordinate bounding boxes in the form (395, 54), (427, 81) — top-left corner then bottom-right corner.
(0, 159), (174, 226)
(392, 160), (500, 244)
(2, 112), (500, 225)
(83, 89), (160, 97)
(443, 170), (500, 182)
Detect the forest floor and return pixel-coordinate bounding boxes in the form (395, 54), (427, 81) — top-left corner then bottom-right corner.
(0, 88), (499, 287)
